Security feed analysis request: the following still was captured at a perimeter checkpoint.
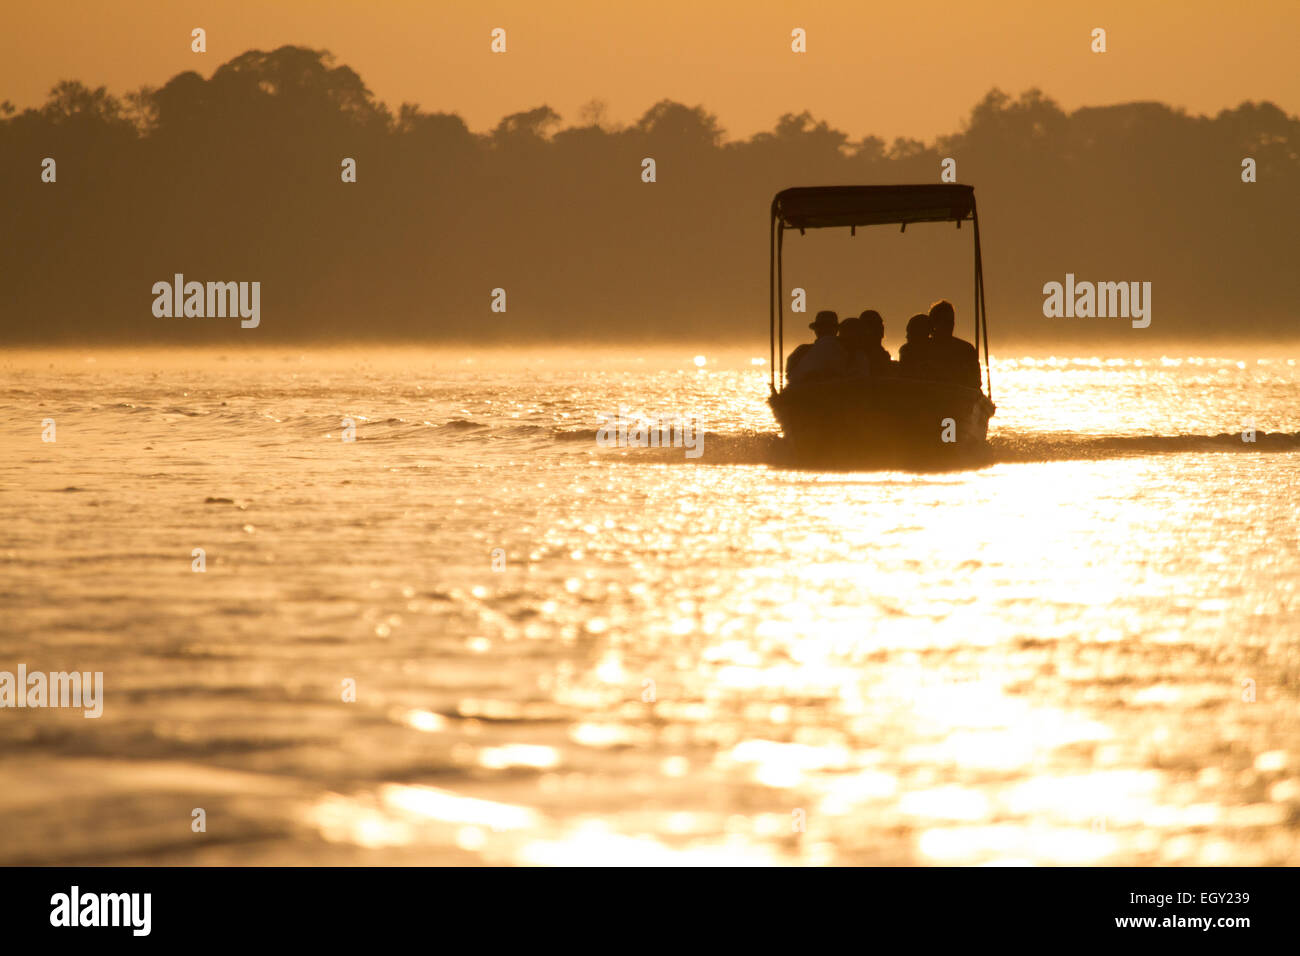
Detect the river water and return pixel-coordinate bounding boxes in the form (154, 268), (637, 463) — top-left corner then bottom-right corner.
(1, 346), (1297, 864)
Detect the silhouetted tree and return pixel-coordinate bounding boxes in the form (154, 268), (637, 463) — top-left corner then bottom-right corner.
(1, 46), (1296, 345)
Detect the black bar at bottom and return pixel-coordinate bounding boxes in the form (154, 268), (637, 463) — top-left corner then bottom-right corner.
(0, 866), (1287, 944)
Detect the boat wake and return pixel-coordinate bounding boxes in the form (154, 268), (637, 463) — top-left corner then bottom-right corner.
(988, 430), (1300, 463)
(579, 427), (1300, 469)
(333, 415), (1300, 469)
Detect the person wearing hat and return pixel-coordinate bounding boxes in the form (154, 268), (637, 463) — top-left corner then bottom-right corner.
(787, 310), (849, 386)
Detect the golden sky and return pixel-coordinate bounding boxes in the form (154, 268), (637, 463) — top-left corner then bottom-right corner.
(4, 0), (1295, 139)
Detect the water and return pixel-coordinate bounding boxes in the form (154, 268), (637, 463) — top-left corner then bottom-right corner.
(1, 347), (1298, 865)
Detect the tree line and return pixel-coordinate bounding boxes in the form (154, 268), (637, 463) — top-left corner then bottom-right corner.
(2, 46), (1296, 345)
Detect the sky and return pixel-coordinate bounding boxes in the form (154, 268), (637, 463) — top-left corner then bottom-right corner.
(3, 0), (1297, 141)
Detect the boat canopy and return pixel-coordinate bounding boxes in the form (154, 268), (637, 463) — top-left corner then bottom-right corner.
(772, 184), (975, 230)
(768, 183), (991, 398)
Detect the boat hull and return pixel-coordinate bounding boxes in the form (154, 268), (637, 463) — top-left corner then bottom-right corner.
(768, 376), (995, 465)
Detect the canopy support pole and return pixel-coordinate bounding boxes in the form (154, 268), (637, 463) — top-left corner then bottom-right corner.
(769, 213), (776, 393)
(972, 214), (980, 363)
(777, 223), (785, 391)
(973, 209), (992, 400)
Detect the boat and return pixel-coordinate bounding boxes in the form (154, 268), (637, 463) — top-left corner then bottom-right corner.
(766, 184), (996, 463)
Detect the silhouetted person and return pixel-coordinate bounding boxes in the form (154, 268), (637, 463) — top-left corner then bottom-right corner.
(897, 313), (934, 377)
(926, 299), (982, 389)
(787, 310), (848, 385)
(857, 310), (893, 376)
(836, 316), (871, 377)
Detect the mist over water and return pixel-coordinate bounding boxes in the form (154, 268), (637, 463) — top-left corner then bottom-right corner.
(2, 346), (1298, 864)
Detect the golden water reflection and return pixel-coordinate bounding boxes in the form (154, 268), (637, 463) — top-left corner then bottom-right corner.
(299, 454), (1298, 863)
(4, 349), (1296, 865)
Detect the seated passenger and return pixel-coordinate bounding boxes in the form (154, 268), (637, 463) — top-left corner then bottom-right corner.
(786, 342), (813, 381)
(857, 310), (894, 376)
(787, 310), (848, 385)
(897, 313), (935, 377)
(836, 317), (872, 377)
(926, 299), (981, 389)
